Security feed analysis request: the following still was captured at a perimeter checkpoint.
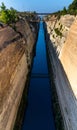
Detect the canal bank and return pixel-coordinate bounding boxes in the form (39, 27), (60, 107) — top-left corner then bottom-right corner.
(22, 22), (55, 130)
(13, 22), (39, 130)
(44, 22), (65, 130)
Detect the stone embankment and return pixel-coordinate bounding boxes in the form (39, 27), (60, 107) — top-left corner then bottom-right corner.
(45, 15), (77, 130)
(0, 18), (38, 130)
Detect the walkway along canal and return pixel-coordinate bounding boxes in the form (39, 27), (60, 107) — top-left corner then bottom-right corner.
(22, 22), (55, 130)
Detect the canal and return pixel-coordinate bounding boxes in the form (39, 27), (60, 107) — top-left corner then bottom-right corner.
(22, 22), (55, 130)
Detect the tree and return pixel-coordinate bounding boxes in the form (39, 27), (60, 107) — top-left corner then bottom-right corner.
(0, 3), (18, 24)
(68, 0), (77, 15)
(0, 2), (6, 10)
(10, 7), (18, 22)
(62, 7), (67, 15)
(0, 9), (9, 23)
(68, 0), (77, 10)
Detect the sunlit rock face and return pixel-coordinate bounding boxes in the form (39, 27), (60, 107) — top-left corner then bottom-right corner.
(45, 14), (77, 130)
(45, 14), (77, 93)
(60, 18), (77, 97)
(0, 19), (38, 130)
(46, 15), (75, 55)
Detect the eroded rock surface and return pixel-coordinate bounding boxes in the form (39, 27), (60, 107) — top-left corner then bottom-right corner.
(45, 15), (77, 130)
(45, 15), (75, 55)
(60, 17), (77, 97)
(0, 19), (38, 130)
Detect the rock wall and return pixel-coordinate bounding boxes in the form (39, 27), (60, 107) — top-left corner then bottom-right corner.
(45, 15), (75, 55)
(45, 15), (77, 130)
(60, 17), (77, 97)
(0, 19), (38, 130)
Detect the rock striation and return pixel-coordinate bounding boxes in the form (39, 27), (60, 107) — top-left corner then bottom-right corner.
(45, 15), (75, 55)
(0, 19), (38, 130)
(60, 17), (77, 97)
(45, 15), (77, 130)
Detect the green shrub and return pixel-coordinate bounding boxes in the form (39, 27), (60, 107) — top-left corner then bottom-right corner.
(60, 24), (62, 30)
(57, 0), (77, 16)
(0, 3), (18, 24)
(54, 28), (62, 37)
(52, 34), (54, 38)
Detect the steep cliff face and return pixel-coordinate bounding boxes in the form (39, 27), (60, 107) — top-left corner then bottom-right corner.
(0, 19), (38, 130)
(45, 14), (77, 130)
(60, 18), (77, 97)
(45, 15), (75, 55)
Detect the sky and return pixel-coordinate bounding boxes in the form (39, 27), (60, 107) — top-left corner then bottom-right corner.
(0, 0), (73, 13)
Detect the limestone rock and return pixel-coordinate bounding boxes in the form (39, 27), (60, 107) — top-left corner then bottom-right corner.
(60, 18), (77, 97)
(0, 19), (38, 130)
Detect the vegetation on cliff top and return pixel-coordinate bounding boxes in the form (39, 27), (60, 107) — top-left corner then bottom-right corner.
(57, 0), (77, 18)
(44, 0), (77, 21)
(0, 3), (18, 24)
(68, 0), (77, 14)
(0, 3), (39, 25)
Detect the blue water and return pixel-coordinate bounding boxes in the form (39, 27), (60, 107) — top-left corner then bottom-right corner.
(22, 22), (55, 130)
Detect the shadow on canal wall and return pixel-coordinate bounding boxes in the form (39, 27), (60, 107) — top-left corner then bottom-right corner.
(44, 22), (77, 130)
(47, 51), (65, 130)
(43, 22), (65, 130)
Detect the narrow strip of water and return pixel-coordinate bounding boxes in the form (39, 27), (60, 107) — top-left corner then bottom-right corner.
(22, 22), (55, 130)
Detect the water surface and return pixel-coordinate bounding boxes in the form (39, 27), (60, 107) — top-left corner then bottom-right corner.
(22, 22), (55, 130)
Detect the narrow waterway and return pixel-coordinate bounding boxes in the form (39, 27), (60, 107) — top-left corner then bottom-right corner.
(22, 22), (55, 130)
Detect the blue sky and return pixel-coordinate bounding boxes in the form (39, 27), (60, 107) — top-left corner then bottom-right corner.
(0, 0), (73, 13)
